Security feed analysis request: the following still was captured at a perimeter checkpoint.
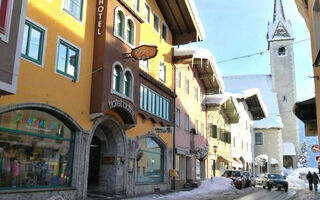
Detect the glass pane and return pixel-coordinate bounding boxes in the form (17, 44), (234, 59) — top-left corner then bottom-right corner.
(140, 85), (144, 108)
(57, 43), (67, 72)
(124, 72), (131, 97)
(21, 25), (29, 55)
(136, 137), (162, 183)
(67, 48), (77, 77)
(117, 13), (123, 37)
(28, 28), (41, 60)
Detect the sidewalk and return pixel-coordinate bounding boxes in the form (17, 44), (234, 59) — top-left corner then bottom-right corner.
(293, 189), (320, 200)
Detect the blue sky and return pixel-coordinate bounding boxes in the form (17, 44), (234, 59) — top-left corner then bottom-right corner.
(189, 0), (314, 101)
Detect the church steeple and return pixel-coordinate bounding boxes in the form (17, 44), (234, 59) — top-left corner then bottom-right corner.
(267, 0), (293, 45)
(273, 0), (286, 22)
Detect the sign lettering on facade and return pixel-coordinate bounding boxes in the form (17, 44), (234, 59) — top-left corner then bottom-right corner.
(96, 0), (104, 36)
(108, 99), (135, 118)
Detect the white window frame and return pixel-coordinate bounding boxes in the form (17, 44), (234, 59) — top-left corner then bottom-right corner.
(114, 7), (126, 41)
(143, 1), (151, 23)
(111, 61), (124, 94)
(125, 16), (136, 48)
(153, 12), (160, 33)
(159, 60), (166, 82)
(132, 0), (140, 12)
(62, 0), (85, 23)
(55, 36), (81, 82)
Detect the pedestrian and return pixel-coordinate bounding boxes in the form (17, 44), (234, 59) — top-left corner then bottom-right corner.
(307, 171), (313, 191)
(313, 172), (320, 192)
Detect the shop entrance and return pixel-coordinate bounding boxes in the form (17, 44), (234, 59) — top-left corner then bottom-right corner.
(87, 118), (126, 196)
(88, 136), (101, 186)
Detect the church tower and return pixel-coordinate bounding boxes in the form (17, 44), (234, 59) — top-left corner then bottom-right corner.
(267, 0), (300, 169)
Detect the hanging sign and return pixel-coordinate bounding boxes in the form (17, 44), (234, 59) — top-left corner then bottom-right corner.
(311, 144), (320, 153)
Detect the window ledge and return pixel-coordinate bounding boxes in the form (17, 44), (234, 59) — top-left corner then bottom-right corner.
(113, 33), (135, 49)
(110, 89), (134, 103)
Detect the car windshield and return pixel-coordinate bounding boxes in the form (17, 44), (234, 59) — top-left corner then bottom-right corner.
(268, 174), (283, 179)
(231, 171), (241, 177)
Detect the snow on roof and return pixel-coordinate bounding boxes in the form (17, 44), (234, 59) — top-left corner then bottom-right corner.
(174, 47), (225, 91)
(283, 142), (297, 156)
(270, 158), (279, 165)
(223, 75), (283, 129)
(187, 0), (205, 41)
(206, 93), (240, 113)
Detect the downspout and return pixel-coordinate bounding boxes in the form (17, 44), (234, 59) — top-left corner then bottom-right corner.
(172, 59), (177, 190)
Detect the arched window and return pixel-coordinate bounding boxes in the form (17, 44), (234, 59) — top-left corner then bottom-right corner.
(136, 137), (163, 183)
(124, 71), (132, 98)
(112, 64), (123, 93)
(278, 47), (286, 56)
(115, 10), (125, 38)
(127, 19), (134, 46)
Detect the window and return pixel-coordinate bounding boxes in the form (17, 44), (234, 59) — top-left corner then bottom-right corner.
(112, 65), (123, 93)
(0, 109), (74, 189)
(136, 137), (163, 183)
(209, 124), (217, 138)
(184, 114), (189, 131)
(185, 77), (189, 94)
(196, 160), (201, 180)
(140, 84), (170, 121)
(159, 60), (166, 82)
(139, 42), (149, 69)
(153, 13), (160, 32)
(56, 39), (80, 81)
(21, 20), (45, 65)
(175, 108), (180, 127)
(124, 71), (132, 98)
(127, 19), (134, 45)
(255, 132), (263, 145)
(115, 10), (125, 38)
(278, 47), (286, 56)
(132, 0), (140, 12)
(143, 2), (151, 23)
(63, 0), (83, 21)
(194, 85), (198, 101)
(176, 70), (181, 88)
(162, 23), (168, 41)
(0, 0), (8, 33)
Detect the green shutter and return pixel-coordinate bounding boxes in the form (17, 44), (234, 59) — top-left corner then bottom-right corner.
(212, 125), (217, 138)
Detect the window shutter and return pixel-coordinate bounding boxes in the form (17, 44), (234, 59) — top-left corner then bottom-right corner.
(212, 125), (217, 138)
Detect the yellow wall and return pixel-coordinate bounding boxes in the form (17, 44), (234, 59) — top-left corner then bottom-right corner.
(0, 0), (96, 131)
(123, 0), (174, 90)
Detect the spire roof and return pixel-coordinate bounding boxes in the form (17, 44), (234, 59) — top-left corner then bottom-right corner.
(273, 0), (286, 22)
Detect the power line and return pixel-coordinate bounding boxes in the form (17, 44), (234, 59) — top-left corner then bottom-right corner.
(216, 38), (310, 64)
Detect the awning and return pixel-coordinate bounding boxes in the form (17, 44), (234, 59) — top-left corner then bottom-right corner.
(218, 156), (237, 164)
(232, 158), (244, 168)
(283, 142), (296, 156)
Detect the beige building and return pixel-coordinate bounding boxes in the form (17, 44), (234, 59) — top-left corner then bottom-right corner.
(295, 0), (320, 140)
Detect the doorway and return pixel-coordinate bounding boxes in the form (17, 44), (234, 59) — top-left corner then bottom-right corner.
(88, 136), (101, 187)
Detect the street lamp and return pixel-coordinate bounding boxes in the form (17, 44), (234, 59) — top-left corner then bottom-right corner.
(212, 145), (218, 179)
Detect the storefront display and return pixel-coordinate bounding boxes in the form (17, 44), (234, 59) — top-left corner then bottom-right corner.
(0, 109), (74, 189)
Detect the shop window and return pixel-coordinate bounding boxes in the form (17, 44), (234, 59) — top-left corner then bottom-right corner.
(124, 70), (133, 98)
(140, 84), (170, 121)
(126, 19), (135, 46)
(159, 60), (166, 82)
(0, 109), (74, 189)
(112, 64), (123, 93)
(115, 9), (125, 38)
(21, 20), (45, 65)
(0, 0), (8, 34)
(162, 23), (168, 42)
(255, 132), (263, 145)
(56, 38), (80, 81)
(143, 2), (150, 23)
(63, 0), (83, 21)
(278, 47), (286, 56)
(132, 0), (140, 12)
(136, 137), (163, 184)
(153, 12), (160, 33)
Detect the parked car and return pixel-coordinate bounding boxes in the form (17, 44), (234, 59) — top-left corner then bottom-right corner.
(243, 171), (254, 187)
(222, 170), (247, 189)
(262, 173), (288, 192)
(254, 174), (265, 186)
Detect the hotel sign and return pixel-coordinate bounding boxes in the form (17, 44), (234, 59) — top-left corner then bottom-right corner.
(96, 0), (105, 36)
(109, 99), (135, 118)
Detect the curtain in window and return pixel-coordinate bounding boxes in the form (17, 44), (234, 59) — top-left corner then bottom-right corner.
(116, 12), (124, 37)
(127, 20), (134, 45)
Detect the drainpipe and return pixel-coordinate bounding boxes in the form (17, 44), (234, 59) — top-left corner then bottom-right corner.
(172, 62), (176, 190)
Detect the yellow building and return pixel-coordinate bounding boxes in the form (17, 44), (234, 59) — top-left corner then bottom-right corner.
(206, 95), (240, 177)
(0, 0), (96, 199)
(295, 0), (319, 141)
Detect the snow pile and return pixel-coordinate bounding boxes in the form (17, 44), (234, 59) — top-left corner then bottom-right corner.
(270, 158), (279, 165)
(282, 167), (294, 176)
(129, 177), (238, 200)
(293, 189), (319, 200)
(286, 168), (319, 190)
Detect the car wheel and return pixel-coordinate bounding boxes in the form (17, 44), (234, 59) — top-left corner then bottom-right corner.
(263, 186), (265, 189)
